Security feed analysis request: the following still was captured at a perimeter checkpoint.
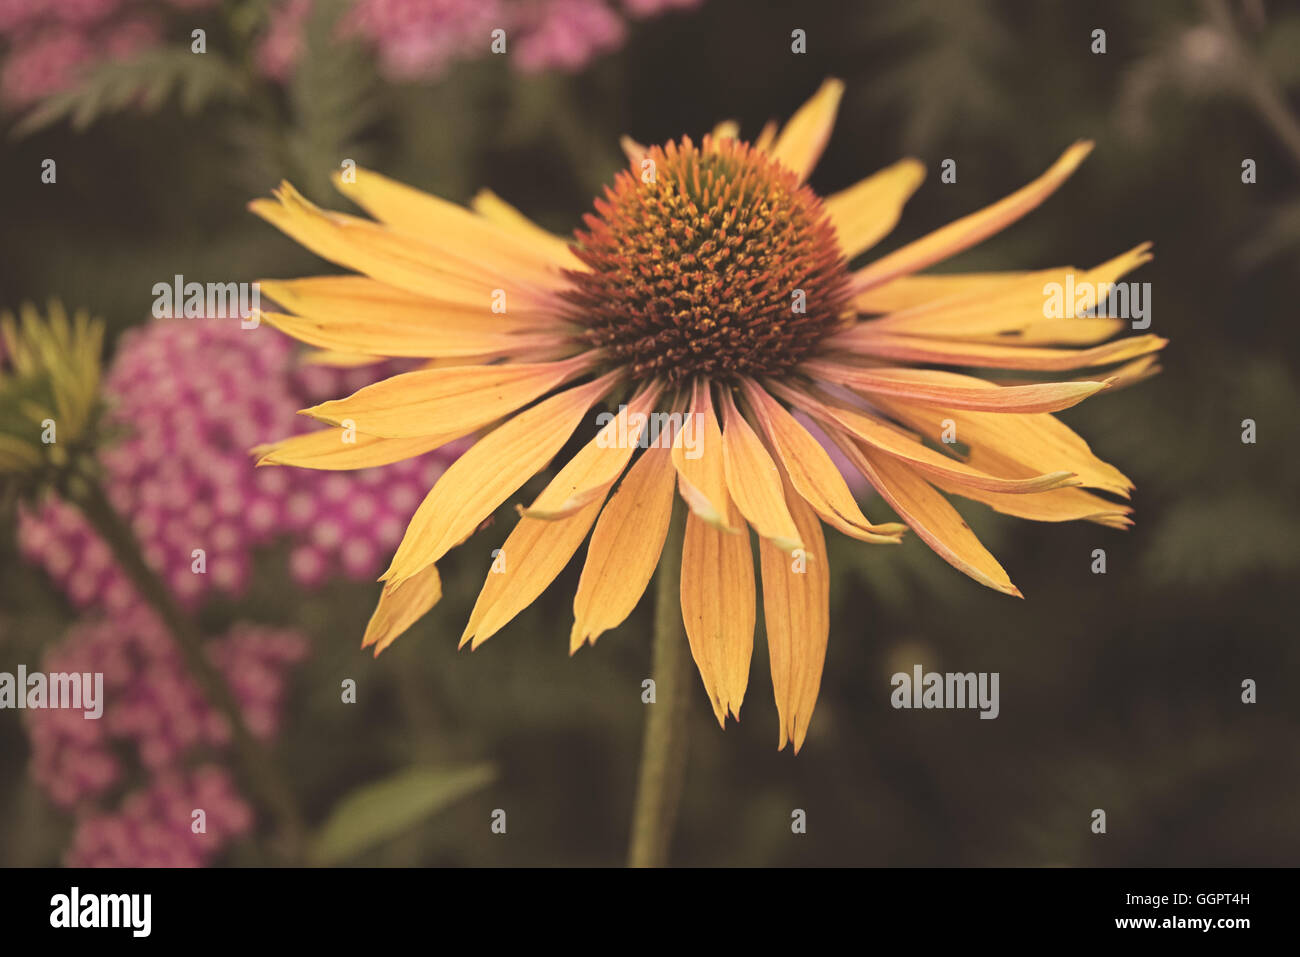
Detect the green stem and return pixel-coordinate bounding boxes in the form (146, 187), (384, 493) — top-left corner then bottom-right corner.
(627, 501), (691, 868)
(69, 475), (306, 864)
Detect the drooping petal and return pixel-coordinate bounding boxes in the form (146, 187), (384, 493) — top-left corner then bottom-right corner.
(570, 444), (678, 652)
(828, 424), (1020, 596)
(803, 361), (1110, 414)
(770, 382), (1078, 495)
(824, 158), (926, 259)
(382, 372), (620, 584)
(680, 503), (755, 726)
(301, 356), (593, 439)
(252, 428), (455, 470)
(932, 478), (1133, 530)
(738, 378), (905, 543)
(718, 387), (803, 551)
(459, 494), (609, 650)
(769, 78), (845, 182)
(852, 141), (1095, 293)
(760, 473), (829, 753)
(873, 396), (1135, 498)
(361, 564), (442, 656)
(520, 382), (664, 520)
(672, 379), (737, 530)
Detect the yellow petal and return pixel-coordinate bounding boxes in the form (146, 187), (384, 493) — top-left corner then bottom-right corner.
(932, 477), (1133, 529)
(874, 397), (1135, 499)
(719, 387), (803, 551)
(460, 494), (609, 650)
(299, 349), (386, 367)
(804, 361), (1110, 414)
(681, 503), (755, 725)
(770, 381), (1078, 495)
(361, 564), (442, 656)
(252, 428), (455, 470)
(865, 244), (1154, 342)
(824, 158), (926, 259)
(250, 183), (557, 309)
(769, 78), (845, 182)
(468, 189), (583, 270)
(521, 383), (664, 520)
(710, 119), (740, 143)
(759, 473), (829, 753)
(333, 167), (565, 285)
(672, 379), (738, 531)
(752, 119), (779, 153)
(829, 425), (1020, 596)
(852, 141), (1095, 292)
(831, 329), (1168, 372)
(854, 271), (1032, 314)
(302, 355), (593, 439)
(570, 444), (677, 652)
(382, 372), (619, 583)
(738, 378), (905, 543)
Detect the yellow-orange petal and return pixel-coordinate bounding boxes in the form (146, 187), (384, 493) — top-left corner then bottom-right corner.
(933, 477), (1133, 529)
(710, 119), (740, 143)
(824, 158), (926, 259)
(332, 167), (564, 285)
(570, 444), (678, 653)
(738, 378), (905, 543)
(468, 189), (584, 270)
(854, 271), (1032, 314)
(873, 397), (1135, 499)
(680, 502), (755, 726)
(759, 473), (829, 753)
(852, 141), (1095, 293)
(301, 355), (592, 439)
(770, 381), (1078, 495)
(382, 372), (619, 584)
(361, 563), (442, 656)
(459, 493), (609, 651)
(521, 383), (663, 520)
(830, 329), (1168, 372)
(672, 379), (738, 531)
(803, 361), (1110, 414)
(718, 387), (803, 551)
(252, 428), (456, 470)
(250, 183), (557, 309)
(828, 425), (1020, 596)
(864, 244), (1154, 342)
(769, 78), (845, 182)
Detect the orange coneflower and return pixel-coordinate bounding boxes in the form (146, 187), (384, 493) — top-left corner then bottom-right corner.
(250, 79), (1165, 752)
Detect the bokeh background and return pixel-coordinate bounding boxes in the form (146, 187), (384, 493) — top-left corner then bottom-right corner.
(1, 0), (1298, 866)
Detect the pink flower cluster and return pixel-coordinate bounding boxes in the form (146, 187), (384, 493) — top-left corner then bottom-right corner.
(262, 0), (703, 81)
(18, 317), (458, 610)
(66, 766), (256, 867)
(0, 0), (211, 106)
(26, 605), (306, 866)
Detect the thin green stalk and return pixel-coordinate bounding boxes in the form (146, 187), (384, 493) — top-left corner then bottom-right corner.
(628, 501), (691, 868)
(68, 475), (306, 864)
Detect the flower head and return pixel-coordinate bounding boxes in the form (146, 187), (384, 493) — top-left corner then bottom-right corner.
(250, 79), (1165, 751)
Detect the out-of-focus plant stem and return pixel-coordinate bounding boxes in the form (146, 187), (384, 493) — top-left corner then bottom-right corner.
(68, 473), (306, 865)
(627, 501), (690, 868)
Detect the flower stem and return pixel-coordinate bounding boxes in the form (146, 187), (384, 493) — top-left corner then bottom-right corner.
(68, 475), (306, 864)
(627, 501), (690, 868)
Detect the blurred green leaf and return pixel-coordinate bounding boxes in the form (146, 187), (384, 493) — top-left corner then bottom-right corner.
(309, 764), (496, 865)
(12, 48), (249, 139)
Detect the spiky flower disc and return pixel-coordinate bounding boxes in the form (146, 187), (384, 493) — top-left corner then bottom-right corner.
(566, 136), (851, 383)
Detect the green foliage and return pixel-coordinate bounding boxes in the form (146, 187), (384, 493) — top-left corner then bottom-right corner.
(11, 48), (249, 139)
(309, 764), (496, 865)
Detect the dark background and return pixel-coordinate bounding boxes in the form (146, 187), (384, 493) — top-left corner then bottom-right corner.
(1, 0), (1297, 866)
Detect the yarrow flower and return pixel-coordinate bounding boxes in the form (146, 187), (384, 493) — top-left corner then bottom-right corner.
(249, 79), (1166, 751)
